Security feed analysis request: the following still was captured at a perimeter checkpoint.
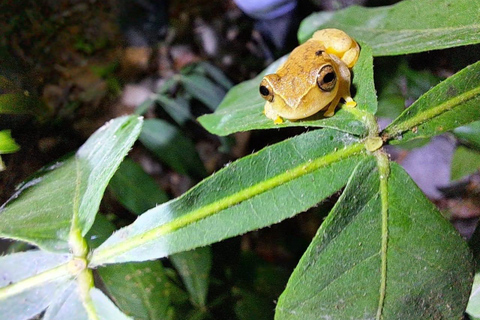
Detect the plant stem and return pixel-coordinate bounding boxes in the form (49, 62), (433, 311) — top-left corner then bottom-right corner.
(375, 150), (390, 320)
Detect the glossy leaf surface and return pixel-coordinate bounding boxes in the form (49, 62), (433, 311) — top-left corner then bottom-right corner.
(276, 159), (473, 319)
(298, 0), (480, 56)
(90, 129), (367, 265)
(383, 61), (480, 144)
(0, 116), (143, 252)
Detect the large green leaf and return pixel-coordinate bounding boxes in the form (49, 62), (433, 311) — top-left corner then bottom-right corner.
(275, 158), (473, 319)
(139, 119), (206, 179)
(0, 251), (73, 320)
(0, 116), (143, 252)
(298, 0), (480, 56)
(198, 47), (376, 137)
(98, 261), (171, 320)
(90, 129), (367, 265)
(382, 61), (480, 144)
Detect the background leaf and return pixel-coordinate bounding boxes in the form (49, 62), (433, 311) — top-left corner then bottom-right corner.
(276, 159), (473, 319)
(382, 61), (480, 144)
(90, 129), (366, 265)
(139, 119), (207, 179)
(0, 251), (73, 320)
(0, 130), (20, 154)
(0, 92), (52, 121)
(98, 261), (172, 320)
(198, 49), (376, 137)
(170, 246), (212, 308)
(0, 116), (143, 252)
(454, 120), (480, 150)
(109, 158), (169, 215)
(451, 146), (480, 181)
(298, 0), (480, 56)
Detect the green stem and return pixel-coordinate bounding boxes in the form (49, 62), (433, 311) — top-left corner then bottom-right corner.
(345, 106), (379, 137)
(78, 269), (99, 320)
(375, 150), (390, 320)
(90, 142), (366, 266)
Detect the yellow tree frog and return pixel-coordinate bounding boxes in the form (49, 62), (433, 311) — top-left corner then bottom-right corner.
(259, 28), (360, 124)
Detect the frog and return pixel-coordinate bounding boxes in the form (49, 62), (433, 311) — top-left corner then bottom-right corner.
(259, 28), (360, 124)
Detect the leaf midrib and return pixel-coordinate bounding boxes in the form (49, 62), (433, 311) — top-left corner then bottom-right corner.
(90, 142), (366, 266)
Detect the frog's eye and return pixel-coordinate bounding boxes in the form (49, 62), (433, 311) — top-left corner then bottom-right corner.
(317, 65), (337, 92)
(259, 79), (274, 102)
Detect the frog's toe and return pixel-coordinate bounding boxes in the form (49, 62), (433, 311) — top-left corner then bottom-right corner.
(274, 116), (284, 124)
(344, 97), (357, 108)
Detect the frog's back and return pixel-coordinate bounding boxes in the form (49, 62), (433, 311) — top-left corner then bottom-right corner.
(274, 40), (329, 109)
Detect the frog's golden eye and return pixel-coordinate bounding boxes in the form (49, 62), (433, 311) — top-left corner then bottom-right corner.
(317, 65), (337, 92)
(259, 79), (274, 102)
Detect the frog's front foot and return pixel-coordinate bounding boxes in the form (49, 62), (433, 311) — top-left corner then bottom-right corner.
(344, 96), (357, 108)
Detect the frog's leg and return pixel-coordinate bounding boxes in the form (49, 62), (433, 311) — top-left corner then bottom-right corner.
(311, 29), (360, 68)
(264, 102), (284, 124)
(323, 94), (341, 117)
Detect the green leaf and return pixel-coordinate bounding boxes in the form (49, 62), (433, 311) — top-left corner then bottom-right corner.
(139, 119), (207, 179)
(234, 289), (273, 320)
(155, 94), (192, 125)
(0, 92), (52, 121)
(180, 74), (225, 110)
(98, 261), (171, 320)
(44, 285), (133, 320)
(0, 116), (143, 252)
(382, 61), (480, 144)
(0, 130), (20, 154)
(109, 158), (169, 215)
(454, 120), (480, 150)
(198, 52), (371, 136)
(170, 246), (212, 308)
(451, 146), (480, 180)
(298, 0), (480, 56)
(467, 272), (480, 318)
(0, 251), (73, 320)
(352, 45), (377, 114)
(90, 129), (367, 265)
(275, 158), (473, 319)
